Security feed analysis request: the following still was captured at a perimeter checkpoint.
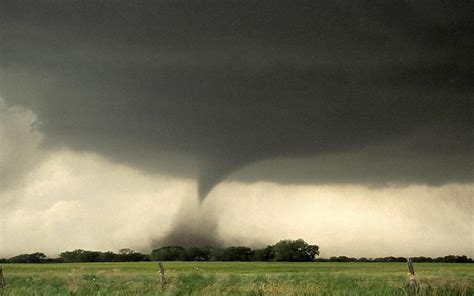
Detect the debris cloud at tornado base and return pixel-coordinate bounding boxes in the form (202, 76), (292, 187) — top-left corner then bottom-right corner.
(151, 198), (224, 248)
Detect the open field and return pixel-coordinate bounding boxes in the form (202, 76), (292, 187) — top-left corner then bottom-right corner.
(1, 262), (473, 295)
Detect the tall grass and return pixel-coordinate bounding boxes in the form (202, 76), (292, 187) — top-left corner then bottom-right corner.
(0, 262), (472, 295)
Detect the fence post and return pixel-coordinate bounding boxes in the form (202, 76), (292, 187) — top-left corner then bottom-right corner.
(0, 265), (5, 288)
(407, 258), (418, 295)
(159, 262), (166, 288)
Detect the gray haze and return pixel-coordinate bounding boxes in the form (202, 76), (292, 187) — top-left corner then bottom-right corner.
(0, 1), (473, 253)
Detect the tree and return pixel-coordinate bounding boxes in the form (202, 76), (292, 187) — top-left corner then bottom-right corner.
(81, 251), (101, 262)
(272, 239), (319, 262)
(60, 249), (85, 262)
(98, 251), (118, 262)
(59, 249), (100, 262)
(151, 246), (186, 261)
(252, 246), (275, 261)
(118, 248), (134, 255)
(185, 247), (212, 261)
(214, 246), (253, 261)
(8, 252), (46, 263)
(328, 256), (357, 262)
(28, 252), (47, 263)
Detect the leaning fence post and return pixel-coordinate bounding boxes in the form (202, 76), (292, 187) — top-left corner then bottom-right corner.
(159, 262), (166, 288)
(0, 265), (5, 288)
(407, 258), (418, 295)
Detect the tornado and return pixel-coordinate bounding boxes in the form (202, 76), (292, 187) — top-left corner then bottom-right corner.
(1, 0), (472, 203)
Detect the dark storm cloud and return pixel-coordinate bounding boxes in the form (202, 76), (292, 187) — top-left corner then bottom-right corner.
(1, 0), (472, 199)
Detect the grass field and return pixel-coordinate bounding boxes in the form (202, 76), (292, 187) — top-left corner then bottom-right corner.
(1, 262), (473, 295)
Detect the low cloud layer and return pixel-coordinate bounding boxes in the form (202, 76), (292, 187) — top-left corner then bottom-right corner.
(211, 182), (473, 257)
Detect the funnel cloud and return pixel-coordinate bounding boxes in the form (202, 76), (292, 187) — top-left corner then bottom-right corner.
(0, 0), (473, 256)
(1, 1), (472, 201)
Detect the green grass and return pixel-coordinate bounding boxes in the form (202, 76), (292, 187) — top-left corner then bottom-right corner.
(1, 262), (473, 295)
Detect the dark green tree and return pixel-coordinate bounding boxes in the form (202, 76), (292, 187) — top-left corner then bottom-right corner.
(8, 252), (47, 263)
(273, 239), (319, 262)
(185, 246), (212, 261)
(215, 246), (253, 261)
(252, 246), (275, 261)
(151, 246), (186, 261)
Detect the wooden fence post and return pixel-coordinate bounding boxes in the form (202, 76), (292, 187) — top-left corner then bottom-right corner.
(407, 258), (418, 295)
(159, 262), (166, 288)
(0, 265), (5, 288)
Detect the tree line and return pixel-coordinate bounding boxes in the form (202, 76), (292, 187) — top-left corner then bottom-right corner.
(150, 239), (319, 262)
(0, 239), (472, 263)
(315, 255), (473, 263)
(0, 248), (149, 264)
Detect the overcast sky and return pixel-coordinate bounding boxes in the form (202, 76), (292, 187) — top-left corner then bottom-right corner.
(0, 1), (472, 257)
